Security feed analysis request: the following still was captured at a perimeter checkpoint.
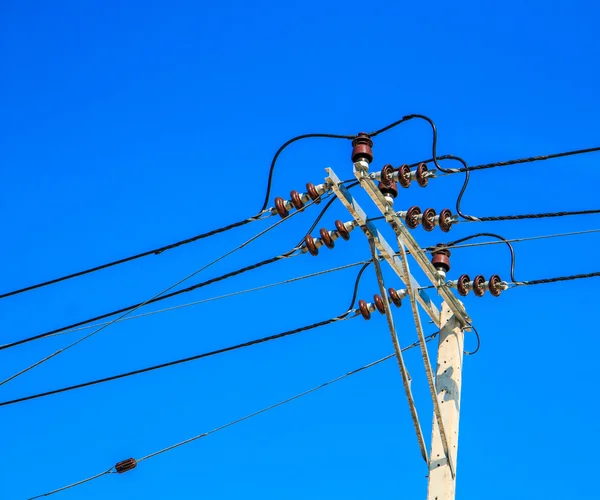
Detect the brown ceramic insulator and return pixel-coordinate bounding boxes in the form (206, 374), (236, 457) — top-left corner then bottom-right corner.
(416, 163), (429, 187)
(422, 208), (437, 232)
(358, 299), (371, 320)
(320, 228), (335, 249)
(378, 180), (398, 200)
(388, 287), (402, 307)
(457, 274), (471, 296)
(432, 253), (451, 273)
(115, 458), (137, 474)
(488, 274), (502, 297)
(473, 274), (486, 297)
(304, 234), (319, 256)
(380, 164), (395, 186)
(438, 208), (453, 233)
(305, 182), (322, 204)
(405, 206), (422, 229)
(335, 220), (351, 241)
(351, 132), (374, 164)
(397, 164), (411, 188)
(373, 294), (385, 314)
(274, 197), (289, 218)
(290, 190), (304, 210)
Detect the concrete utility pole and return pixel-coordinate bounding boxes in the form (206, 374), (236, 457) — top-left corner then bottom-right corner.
(323, 142), (472, 500)
(427, 303), (464, 500)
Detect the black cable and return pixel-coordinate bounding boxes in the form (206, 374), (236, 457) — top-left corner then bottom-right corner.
(260, 133), (355, 212)
(475, 209), (600, 222)
(0, 192), (342, 352)
(0, 254), (292, 351)
(519, 271), (600, 286)
(440, 232), (518, 283)
(0, 315), (351, 408)
(457, 146), (600, 173)
(0, 217), (258, 301)
(464, 324), (481, 356)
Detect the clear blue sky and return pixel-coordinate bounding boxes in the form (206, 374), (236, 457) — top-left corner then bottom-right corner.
(1, 1), (599, 498)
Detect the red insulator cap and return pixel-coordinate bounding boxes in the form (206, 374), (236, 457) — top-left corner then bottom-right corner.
(115, 458), (137, 474)
(388, 287), (403, 307)
(351, 132), (373, 164)
(422, 208), (437, 232)
(473, 274), (486, 297)
(416, 163), (429, 187)
(431, 245), (451, 272)
(305, 183), (322, 204)
(304, 234), (319, 256)
(397, 164), (411, 188)
(489, 274), (502, 297)
(290, 190), (304, 210)
(358, 299), (371, 320)
(457, 274), (471, 296)
(274, 197), (289, 218)
(405, 206), (422, 229)
(335, 220), (351, 241)
(378, 180), (398, 200)
(373, 294), (385, 314)
(320, 228), (335, 249)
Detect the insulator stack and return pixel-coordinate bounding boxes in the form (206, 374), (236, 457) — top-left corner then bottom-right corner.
(358, 289), (405, 320)
(115, 458), (137, 474)
(377, 164), (398, 205)
(273, 182), (328, 219)
(378, 162), (435, 188)
(431, 245), (451, 280)
(351, 132), (374, 164)
(448, 273), (507, 297)
(302, 219), (356, 256)
(396, 207), (454, 232)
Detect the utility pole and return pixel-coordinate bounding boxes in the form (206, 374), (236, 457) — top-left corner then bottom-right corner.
(319, 134), (477, 499)
(427, 302), (463, 500)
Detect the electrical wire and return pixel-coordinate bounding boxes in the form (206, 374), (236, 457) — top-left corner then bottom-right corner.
(437, 233), (519, 283)
(0, 313), (356, 408)
(26, 333), (438, 499)
(2, 258), (374, 406)
(451, 146), (600, 173)
(44, 260), (373, 339)
(1, 193), (337, 352)
(514, 271), (600, 287)
(0, 213), (272, 301)
(0, 196), (324, 385)
(423, 228), (600, 252)
(463, 324), (481, 356)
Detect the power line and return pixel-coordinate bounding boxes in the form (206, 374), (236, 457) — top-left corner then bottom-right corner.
(44, 260), (373, 339)
(514, 271), (600, 287)
(425, 228), (600, 252)
(0, 197), (322, 385)
(0, 213), (272, 301)
(26, 333), (438, 500)
(453, 146), (600, 173)
(1, 254), (377, 405)
(0, 312), (356, 408)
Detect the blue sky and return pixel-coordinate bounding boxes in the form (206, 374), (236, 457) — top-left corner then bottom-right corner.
(1, 1), (599, 498)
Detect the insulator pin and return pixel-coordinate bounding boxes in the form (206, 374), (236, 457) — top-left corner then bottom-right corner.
(431, 245), (451, 274)
(351, 132), (374, 164)
(115, 458), (137, 474)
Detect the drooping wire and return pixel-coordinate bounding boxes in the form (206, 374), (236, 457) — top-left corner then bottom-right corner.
(43, 260), (374, 339)
(437, 233), (519, 283)
(26, 334), (437, 499)
(1, 214), (270, 301)
(260, 133), (355, 212)
(423, 228), (600, 252)
(0, 314), (356, 408)
(0, 196), (326, 385)
(1, 193), (339, 352)
(463, 324), (481, 356)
